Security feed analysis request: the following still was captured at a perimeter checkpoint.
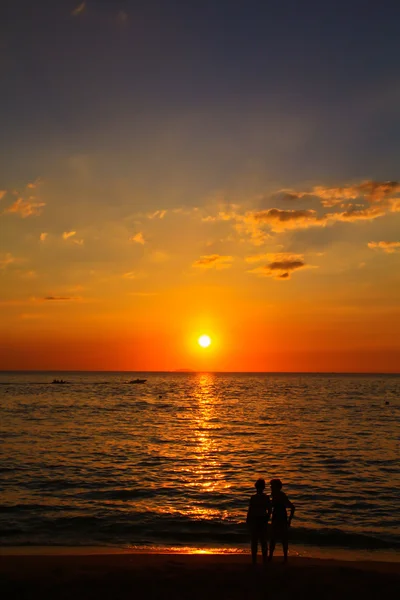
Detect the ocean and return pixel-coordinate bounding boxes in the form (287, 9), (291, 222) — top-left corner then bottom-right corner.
(1, 371), (399, 559)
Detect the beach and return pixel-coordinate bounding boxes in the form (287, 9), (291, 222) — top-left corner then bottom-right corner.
(1, 552), (399, 600)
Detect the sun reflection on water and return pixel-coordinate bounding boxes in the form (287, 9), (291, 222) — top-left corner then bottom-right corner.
(179, 373), (231, 519)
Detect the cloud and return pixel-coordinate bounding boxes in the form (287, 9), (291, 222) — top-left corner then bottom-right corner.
(130, 232), (145, 244)
(391, 199), (400, 212)
(0, 191), (6, 201)
(40, 233), (48, 242)
(62, 231), (76, 240)
(248, 253), (309, 280)
(192, 254), (233, 269)
(332, 204), (387, 223)
(280, 180), (400, 207)
(368, 241), (400, 254)
(4, 198), (45, 217)
(242, 208), (327, 233)
(147, 210), (167, 219)
(71, 2), (86, 16)
(123, 271), (138, 279)
(43, 296), (79, 301)
(0, 253), (16, 269)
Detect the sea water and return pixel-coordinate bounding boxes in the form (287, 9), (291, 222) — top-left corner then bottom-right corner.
(1, 371), (399, 559)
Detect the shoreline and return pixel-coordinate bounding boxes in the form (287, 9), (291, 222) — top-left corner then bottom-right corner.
(1, 544), (400, 564)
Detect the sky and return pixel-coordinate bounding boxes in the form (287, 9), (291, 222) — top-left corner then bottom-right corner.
(1, 0), (400, 372)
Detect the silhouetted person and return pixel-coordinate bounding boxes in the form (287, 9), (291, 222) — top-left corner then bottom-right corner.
(246, 478), (271, 565)
(268, 478), (295, 563)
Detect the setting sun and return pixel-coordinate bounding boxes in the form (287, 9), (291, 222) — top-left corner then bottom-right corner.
(198, 335), (212, 348)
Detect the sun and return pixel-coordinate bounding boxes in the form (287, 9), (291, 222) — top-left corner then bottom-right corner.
(198, 335), (212, 348)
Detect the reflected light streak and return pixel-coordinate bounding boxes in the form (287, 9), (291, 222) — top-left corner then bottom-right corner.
(191, 374), (228, 499)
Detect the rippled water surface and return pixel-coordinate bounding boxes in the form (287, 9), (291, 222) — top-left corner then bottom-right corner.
(1, 371), (399, 555)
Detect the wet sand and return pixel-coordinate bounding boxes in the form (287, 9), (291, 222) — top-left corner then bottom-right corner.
(1, 553), (399, 599)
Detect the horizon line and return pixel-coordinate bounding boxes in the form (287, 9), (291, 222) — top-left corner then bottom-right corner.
(0, 369), (399, 375)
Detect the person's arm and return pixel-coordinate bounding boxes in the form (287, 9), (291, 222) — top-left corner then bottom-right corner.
(285, 495), (295, 526)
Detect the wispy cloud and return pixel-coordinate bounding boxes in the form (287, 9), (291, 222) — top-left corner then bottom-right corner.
(123, 271), (139, 279)
(0, 191), (6, 201)
(0, 253), (17, 269)
(130, 232), (145, 244)
(71, 2), (86, 17)
(4, 198), (45, 217)
(147, 210), (167, 219)
(368, 241), (400, 254)
(62, 231), (76, 240)
(43, 296), (80, 301)
(192, 254), (233, 269)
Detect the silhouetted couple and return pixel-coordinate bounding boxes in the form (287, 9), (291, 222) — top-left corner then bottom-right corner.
(246, 478), (295, 564)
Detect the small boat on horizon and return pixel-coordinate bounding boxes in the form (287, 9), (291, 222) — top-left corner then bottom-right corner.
(51, 379), (67, 384)
(129, 378), (147, 384)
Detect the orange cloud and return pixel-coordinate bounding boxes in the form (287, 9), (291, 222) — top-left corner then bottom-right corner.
(40, 233), (48, 241)
(0, 191), (6, 201)
(4, 198), (45, 217)
(147, 210), (167, 219)
(130, 232), (145, 244)
(62, 231), (76, 240)
(281, 180), (400, 207)
(332, 205), (387, 222)
(391, 199), (400, 212)
(368, 241), (400, 253)
(192, 254), (233, 269)
(0, 253), (16, 269)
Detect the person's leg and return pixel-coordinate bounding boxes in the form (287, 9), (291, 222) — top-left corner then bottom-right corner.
(260, 526), (268, 564)
(282, 531), (288, 562)
(268, 536), (276, 561)
(251, 530), (258, 565)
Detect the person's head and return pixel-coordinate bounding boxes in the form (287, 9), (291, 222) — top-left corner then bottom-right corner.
(270, 478), (283, 493)
(255, 478), (265, 492)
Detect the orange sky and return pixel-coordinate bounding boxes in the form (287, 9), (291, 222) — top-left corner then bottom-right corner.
(1, 4), (400, 372)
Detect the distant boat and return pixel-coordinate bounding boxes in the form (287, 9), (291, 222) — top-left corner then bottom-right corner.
(51, 379), (67, 384)
(129, 378), (147, 384)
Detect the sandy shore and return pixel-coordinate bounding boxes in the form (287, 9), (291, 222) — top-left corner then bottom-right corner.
(1, 553), (399, 599)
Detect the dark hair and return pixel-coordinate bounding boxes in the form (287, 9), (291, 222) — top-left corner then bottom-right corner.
(270, 478), (283, 491)
(255, 478), (265, 491)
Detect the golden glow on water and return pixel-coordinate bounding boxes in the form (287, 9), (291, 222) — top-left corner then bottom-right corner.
(182, 373), (230, 519)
